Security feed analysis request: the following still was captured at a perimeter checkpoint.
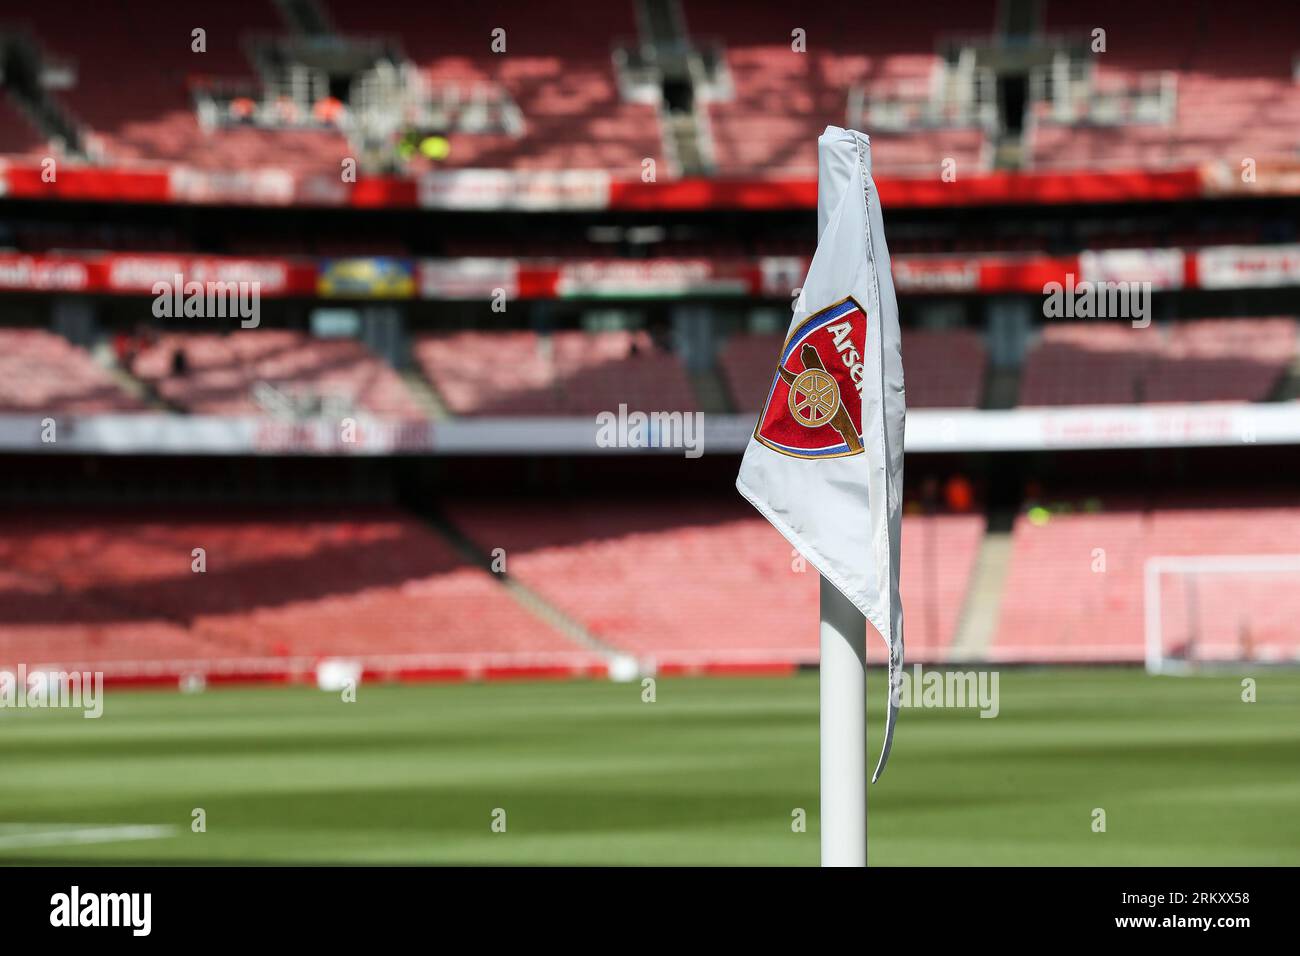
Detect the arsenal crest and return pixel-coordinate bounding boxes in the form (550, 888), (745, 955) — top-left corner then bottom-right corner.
(754, 297), (867, 459)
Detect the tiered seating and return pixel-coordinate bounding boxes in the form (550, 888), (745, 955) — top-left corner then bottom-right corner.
(898, 329), (987, 408)
(326, 0), (662, 171)
(719, 328), (987, 411)
(685, 1), (994, 175)
(131, 331), (423, 417)
(1019, 319), (1296, 406)
(1033, 1), (1300, 169)
(1030, 77), (1300, 170)
(1145, 319), (1297, 403)
(415, 330), (697, 415)
(446, 499), (984, 663)
(6, 1), (350, 173)
(6, 0), (1296, 178)
(0, 330), (146, 413)
(994, 502), (1300, 662)
(0, 508), (589, 673)
(717, 332), (782, 412)
(1019, 323), (1158, 405)
(6, 497), (1294, 674)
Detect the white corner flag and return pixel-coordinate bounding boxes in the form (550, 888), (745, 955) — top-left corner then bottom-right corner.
(735, 127), (905, 857)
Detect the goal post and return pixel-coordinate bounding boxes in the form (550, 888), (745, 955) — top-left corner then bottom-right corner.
(1144, 555), (1300, 674)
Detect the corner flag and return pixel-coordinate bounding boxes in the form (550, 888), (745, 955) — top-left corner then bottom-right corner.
(736, 126), (906, 787)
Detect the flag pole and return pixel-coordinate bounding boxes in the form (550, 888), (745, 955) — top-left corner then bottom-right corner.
(820, 573), (867, 866)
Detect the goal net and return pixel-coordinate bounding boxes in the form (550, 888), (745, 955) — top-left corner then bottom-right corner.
(1144, 555), (1300, 674)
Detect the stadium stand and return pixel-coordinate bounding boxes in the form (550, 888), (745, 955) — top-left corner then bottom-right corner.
(415, 330), (698, 416)
(7, 492), (1298, 673)
(324, 0), (663, 172)
(0, 329), (145, 413)
(1019, 323), (1160, 406)
(1, 0), (1298, 687)
(720, 328), (987, 411)
(716, 333), (782, 412)
(3, 319), (1289, 420)
(1146, 319), (1298, 403)
(1019, 318), (1296, 406)
(131, 331), (424, 417)
(2, 0), (1296, 180)
(1033, 1), (1300, 170)
(897, 329), (988, 408)
(993, 501), (1300, 662)
(445, 499), (984, 664)
(684, 1), (994, 176)
(3, 1), (350, 173)
(0, 507), (593, 675)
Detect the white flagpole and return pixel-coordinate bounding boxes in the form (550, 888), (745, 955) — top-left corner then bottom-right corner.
(820, 573), (867, 866)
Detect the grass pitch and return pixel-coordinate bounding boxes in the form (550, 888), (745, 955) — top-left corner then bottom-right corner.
(1, 668), (1297, 865)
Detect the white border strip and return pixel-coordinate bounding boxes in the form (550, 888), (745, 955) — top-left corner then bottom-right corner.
(2, 402), (1296, 454)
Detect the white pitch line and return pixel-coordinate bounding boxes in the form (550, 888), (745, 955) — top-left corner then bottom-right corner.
(0, 824), (177, 850)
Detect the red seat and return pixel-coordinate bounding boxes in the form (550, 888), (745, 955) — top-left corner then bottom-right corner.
(0, 330), (145, 413)
(446, 498), (984, 664)
(0, 507), (590, 674)
(995, 499), (1300, 661)
(414, 330), (697, 416)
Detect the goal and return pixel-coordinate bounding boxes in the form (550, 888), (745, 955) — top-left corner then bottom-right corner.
(1144, 555), (1300, 674)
